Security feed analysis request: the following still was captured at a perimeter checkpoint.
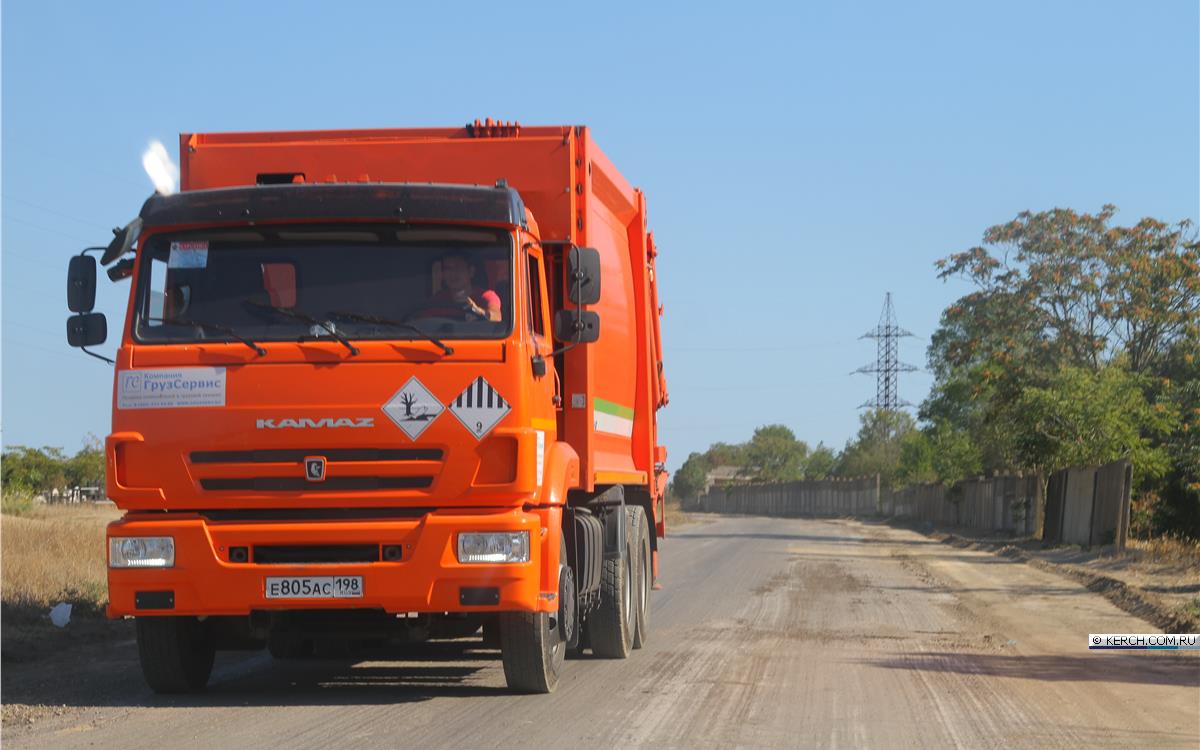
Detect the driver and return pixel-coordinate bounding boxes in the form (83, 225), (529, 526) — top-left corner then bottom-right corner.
(419, 251), (501, 322)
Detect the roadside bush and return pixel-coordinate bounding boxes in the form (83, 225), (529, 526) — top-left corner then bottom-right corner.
(1, 487), (36, 517)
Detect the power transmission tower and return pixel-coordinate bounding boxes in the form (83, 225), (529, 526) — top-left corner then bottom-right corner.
(853, 292), (917, 410)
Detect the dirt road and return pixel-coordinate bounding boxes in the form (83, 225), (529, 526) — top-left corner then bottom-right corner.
(4, 516), (1197, 748)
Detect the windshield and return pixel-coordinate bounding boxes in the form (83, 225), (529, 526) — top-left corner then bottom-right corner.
(133, 224), (513, 345)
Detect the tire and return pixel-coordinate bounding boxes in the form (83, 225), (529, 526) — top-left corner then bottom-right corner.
(499, 537), (568, 693)
(589, 507), (635, 658)
(136, 616), (216, 693)
(629, 505), (652, 649)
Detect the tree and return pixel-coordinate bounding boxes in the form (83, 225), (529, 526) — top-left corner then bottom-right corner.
(897, 430), (936, 486)
(837, 409), (916, 487)
(1140, 338), (1200, 536)
(743, 425), (808, 483)
(1101, 218), (1200, 373)
(805, 443), (837, 480)
(65, 435), (106, 489)
(671, 452), (709, 500)
(936, 205), (1199, 375)
(2, 446), (69, 493)
(1010, 365), (1176, 480)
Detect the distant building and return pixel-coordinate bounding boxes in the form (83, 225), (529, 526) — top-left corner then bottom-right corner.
(704, 465), (758, 493)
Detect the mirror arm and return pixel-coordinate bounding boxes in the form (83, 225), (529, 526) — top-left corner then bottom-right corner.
(80, 346), (115, 366)
(548, 341), (580, 359)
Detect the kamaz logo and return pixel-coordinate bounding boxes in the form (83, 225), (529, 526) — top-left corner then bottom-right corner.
(256, 417), (375, 429)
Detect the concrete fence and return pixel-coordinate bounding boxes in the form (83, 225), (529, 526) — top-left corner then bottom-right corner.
(1043, 459), (1132, 551)
(690, 459), (1130, 546)
(691, 477), (880, 517)
(883, 475), (1043, 536)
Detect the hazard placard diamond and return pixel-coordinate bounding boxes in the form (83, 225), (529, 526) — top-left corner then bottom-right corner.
(382, 377), (444, 440)
(449, 376), (511, 440)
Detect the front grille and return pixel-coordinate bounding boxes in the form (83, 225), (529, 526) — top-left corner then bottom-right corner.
(199, 507), (434, 522)
(200, 476), (433, 492)
(191, 446), (442, 494)
(191, 448), (442, 464)
(253, 544), (380, 564)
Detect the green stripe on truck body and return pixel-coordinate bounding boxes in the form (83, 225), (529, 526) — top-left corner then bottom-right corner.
(593, 398), (634, 420)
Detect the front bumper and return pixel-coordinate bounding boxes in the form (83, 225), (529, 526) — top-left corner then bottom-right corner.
(106, 507), (554, 618)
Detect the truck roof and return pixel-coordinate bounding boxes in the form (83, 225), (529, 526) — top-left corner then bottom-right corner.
(136, 182), (528, 231)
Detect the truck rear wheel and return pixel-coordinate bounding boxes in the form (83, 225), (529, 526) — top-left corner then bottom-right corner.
(500, 538), (568, 693)
(136, 616), (215, 693)
(629, 505), (652, 649)
(589, 508), (635, 658)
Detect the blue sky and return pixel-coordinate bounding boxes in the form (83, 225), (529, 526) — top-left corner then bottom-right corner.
(2, 1), (1197, 470)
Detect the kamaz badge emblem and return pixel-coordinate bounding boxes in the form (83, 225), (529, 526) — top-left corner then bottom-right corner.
(304, 456), (327, 482)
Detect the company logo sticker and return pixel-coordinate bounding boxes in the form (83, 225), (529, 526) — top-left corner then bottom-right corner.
(449, 376), (511, 440)
(304, 456), (327, 482)
(382, 377), (444, 440)
(168, 241), (209, 269)
(117, 367), (226, 410)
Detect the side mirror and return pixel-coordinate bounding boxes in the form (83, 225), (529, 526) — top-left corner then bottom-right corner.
(567, 246), (601, 305)
(67, 255), (97, 313)
(66, 313), (108, 348)
(553, 309), (599, 344)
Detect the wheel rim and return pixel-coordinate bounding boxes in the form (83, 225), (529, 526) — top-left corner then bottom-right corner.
(557, 563), (575, 655)
(640, 548), (649, 613)
(625, 543), (634, 627)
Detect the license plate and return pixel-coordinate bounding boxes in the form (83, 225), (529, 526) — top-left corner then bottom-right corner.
(264, 575), (363, 599)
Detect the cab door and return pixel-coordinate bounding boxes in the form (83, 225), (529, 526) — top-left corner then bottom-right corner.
(524, 244), (558, 452)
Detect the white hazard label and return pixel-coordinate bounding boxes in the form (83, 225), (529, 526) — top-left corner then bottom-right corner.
(381, 377), (444, 440)
(449, 376), (511, 439)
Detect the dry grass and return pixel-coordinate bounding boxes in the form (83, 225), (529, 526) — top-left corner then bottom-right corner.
(1, 502), (119, 610)
(1126, 535), (1200, 567)
(1, 502), (126, 663)
(665, 497), (702, 527)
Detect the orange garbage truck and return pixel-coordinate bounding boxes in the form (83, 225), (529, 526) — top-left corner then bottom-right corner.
(64, 122), (669, 693)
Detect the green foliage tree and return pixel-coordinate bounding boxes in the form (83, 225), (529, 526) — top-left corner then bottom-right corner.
(934, 206), (1197, 374)
(805, 443), (837, 480)
(2, 437), (107, 496)
(744, 424), (808, 482)
(927, 422), (984, 488)
(1011, 365), (1176, 481)
(671, 451), (710, 500)
(925, 204), (1200, 538)
(2, 446), (69, 493)
(837, 409), (915, 487)
(65, 435), (106, 489)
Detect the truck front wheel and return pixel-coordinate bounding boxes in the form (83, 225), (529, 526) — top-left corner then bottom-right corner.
(135, 616), (215, 693)
(499, 539), (568, 693)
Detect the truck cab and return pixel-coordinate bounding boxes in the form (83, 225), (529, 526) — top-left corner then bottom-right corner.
(65, 124), (668, 694)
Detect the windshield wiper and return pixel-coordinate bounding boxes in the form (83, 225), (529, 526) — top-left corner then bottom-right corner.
(244, 300), (359, 356)
(328, 311), (454, 356)
(146, 316), (266, 356)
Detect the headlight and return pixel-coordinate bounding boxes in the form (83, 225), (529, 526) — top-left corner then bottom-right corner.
(456, 531), (529, 564)
(109, 536), (175, 568)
